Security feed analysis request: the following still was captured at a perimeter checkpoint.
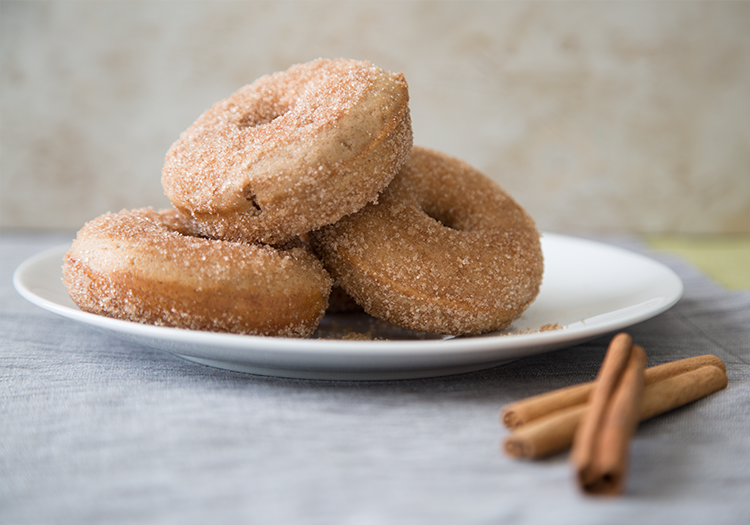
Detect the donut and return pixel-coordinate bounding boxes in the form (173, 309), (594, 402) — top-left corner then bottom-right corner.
(161, 58), (413, 245)
(310, 146), (544, 336)
(62, 208), (333, 337)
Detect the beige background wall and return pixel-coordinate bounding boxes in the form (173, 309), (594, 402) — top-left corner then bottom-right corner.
(2, 0), (749, 234)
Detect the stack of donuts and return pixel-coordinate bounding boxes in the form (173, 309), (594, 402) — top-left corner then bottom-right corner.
(63, 58), (544, 338)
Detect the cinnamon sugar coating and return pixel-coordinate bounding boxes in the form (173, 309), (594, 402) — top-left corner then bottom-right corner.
(162, 58), (413, 245)
(62, 208), (332, 337)
(310, 146), (544, 336)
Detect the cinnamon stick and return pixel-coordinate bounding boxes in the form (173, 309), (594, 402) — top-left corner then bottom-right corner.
(569, 333), (636, 477)
(501, 353), (726, 429)
(572, 340), (646, 495)
(577, 345), (646, 494)
(639, 364), (728, 421)
(503, 404), (587, 460)
(502, 363), (728, 460)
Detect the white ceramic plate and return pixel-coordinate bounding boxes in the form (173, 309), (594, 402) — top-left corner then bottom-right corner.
(13, 234), (683, 380)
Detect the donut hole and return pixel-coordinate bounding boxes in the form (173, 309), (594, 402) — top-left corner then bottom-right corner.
(237, 101), (289, 128)
(423, 204), (462, 231)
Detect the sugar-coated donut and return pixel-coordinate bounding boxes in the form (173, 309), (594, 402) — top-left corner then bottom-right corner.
(310, 146), (544, 336)
(162, 58), (412, 245)
(63, 208), (333, 337)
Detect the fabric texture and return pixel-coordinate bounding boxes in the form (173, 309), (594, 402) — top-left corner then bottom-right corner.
(2, 231), (749, 524)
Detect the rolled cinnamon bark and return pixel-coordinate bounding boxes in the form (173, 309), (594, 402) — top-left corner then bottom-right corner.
(501, 381), (591, 430)
(502, 364), (728, 460)
(570, 333), (635, 479)
(639, 364), (728, 420)
(504, 404), (586, 460)
(501, 354), (726, 429)
(576, 345), (646, 495)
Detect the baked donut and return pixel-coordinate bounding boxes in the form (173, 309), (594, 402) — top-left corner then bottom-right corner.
(162, 58), (413, 245)
(310, 146), (544, 336)
(62, 208), (332, 337)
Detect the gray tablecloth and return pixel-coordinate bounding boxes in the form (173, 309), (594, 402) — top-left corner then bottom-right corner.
(2, 231), (749, 524)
